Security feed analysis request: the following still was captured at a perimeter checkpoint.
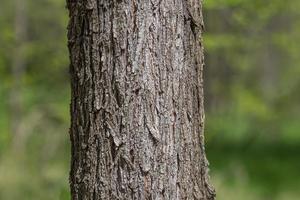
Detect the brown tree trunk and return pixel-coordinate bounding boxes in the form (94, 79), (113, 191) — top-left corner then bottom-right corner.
(67, 0), (215, 199)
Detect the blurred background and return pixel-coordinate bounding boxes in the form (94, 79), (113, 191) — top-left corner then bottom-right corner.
(0, 0), (299, 199)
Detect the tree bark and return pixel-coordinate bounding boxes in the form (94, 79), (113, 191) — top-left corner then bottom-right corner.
(67, 0), (215, 199)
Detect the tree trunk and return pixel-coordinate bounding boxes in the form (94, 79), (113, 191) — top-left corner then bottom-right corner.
(67, 0), (215, 199)
(10, 0), (27, 149)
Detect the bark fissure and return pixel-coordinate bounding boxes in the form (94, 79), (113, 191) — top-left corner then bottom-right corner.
(67, 0), (215, 199)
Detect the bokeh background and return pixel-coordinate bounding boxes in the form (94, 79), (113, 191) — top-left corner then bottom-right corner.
(1, 0), (300, 199)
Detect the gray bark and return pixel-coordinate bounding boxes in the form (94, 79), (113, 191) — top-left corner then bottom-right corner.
(67, 0), (215, 199)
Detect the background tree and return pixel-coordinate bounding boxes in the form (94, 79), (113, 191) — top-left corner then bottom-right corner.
(10, 0), (27, 149)
(67, 0), (215, 199)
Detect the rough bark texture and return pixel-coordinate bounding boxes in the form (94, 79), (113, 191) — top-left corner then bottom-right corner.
(67, 0), (215, 199)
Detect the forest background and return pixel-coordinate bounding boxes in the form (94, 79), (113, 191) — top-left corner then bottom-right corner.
(0, 0), (300, 199)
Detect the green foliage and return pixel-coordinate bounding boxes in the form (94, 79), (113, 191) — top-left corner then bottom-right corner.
(0, 0), (70, 199)
(203, 0), (300, 198)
